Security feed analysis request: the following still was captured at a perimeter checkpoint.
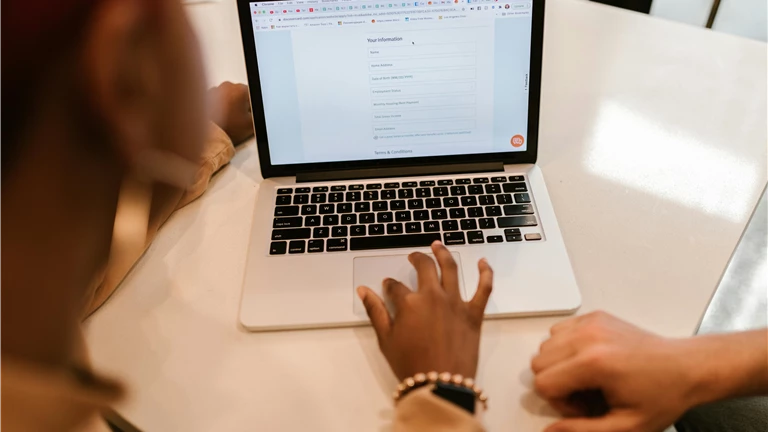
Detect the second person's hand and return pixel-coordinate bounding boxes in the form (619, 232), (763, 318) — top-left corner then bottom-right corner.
(357, 240), (493, 381)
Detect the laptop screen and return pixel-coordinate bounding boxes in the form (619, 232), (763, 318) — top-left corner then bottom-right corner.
(248, 0), (534, 166)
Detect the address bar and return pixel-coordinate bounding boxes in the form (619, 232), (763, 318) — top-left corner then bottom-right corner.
(281, 7), (459, 21)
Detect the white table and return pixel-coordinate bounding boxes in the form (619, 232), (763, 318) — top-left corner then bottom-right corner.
(83, 1), (768, 430)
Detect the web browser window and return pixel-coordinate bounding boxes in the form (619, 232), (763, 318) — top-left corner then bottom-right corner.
(249, 0), (534, 165)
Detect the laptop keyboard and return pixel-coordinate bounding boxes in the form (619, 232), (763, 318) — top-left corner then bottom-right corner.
(269, 175), (542, 255)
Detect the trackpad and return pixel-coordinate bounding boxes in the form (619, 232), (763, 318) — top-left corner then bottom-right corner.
(353, 253), (465, 318)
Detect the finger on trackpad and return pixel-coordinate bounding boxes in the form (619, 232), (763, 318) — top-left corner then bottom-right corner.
(352, 253), (465, 318)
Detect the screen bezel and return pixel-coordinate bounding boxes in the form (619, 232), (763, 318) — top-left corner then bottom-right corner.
(237, 0), (545, 178)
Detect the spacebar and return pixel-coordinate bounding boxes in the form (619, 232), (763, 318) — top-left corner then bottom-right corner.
(350, 233), (442, 251)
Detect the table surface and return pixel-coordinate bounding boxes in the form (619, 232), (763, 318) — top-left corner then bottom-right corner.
(83, 0), (768, 430)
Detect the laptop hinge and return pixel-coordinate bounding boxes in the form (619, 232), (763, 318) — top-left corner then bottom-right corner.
(296, 162), (504, 183)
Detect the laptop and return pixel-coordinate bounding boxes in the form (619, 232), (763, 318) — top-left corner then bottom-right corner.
(236, 0), (580, 331)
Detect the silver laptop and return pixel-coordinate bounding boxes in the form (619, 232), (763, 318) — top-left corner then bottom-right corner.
(236, 0), (580, 331)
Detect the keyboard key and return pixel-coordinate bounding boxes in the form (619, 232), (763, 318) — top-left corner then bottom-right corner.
(408, 199), (424, 209)
(387, 223), (404, 235)
(443, 197), (460, 207)
(364, 191), (379, 201)
(384, 182), (400, 189)
(460, 219), (478, 230)
(349, 184), (364, 191)
(390, 200), (406, 210)
(270, 241), (287, 255)
(396, 211), (411, 222)
(293, 195), (309, 204)
(456, 178), (471, 184)
(346, 191), (361, 201)
(360, 213), (375, 224)
(506, 234), (523, 242)
(313, 227), (330, 238)
(277, 188), (293, 195)
(272, 228), (311, 241)
(525, 233), (543, 241)
(450, 208), (466, 219)
(505, 228), (522, 235)
(368, 224), (385, 235)
(496, 194), (513, 204)
(331, 185), (346, 192)
(485, 184), (501, 194)
(312, 186), (328, 193)
(416, 188), (431, 198)
(351, 225), (366, 236)
(276, 195), (292, 205)
(289, 240), (306, 254)
(413, 210), (430, 221)
(461, 196), (478, 207)
(319, 204), (335, 214)
(419, 180), (436, 186)
(402, 181), (418, 188)
(473, 177), (489, 184)
(275, 205), (299, 216)
(273, 217), (303, 228)
(423, 198), (439, 209)
(308, 240), (325, 253)
(491, 177), (507, 183)
(323, 215), (339, 226)
(514, 193), (532, 203)
(479, 218), (496, 229)
(327, 238), (348, 252)
(503, 182), (528, 193)
(350, 232), (441, 251)
(479, 195), (495, 206)
(406, 222), (422, 233)
(382, 190), (397, 200)
(509, 175), (525, 182)
(329, 192), (344, 202)
(377, 212), (394, 223)
(355, 202), (371, 212)
(341, 214), (357, 225)
(443, 232), (466, 245)
(305, 216), (321, 226)
(301, 205), (317, 215)
(468, 185), (484, 195)
(424, 221), (440, 232)
(433, 187), (449, 197)
(431, 209), (448, 219)
(398, 189), (415, 199)
(487, 235), (503, 243)
(366, 183), (382, 190)
(337, 203), (353, 213)
(467, 231), (484, 244)
(442, 220), (459, 231)
(332, 226), (348, 237)
(486, 206), (502, 217)
(503, 204), (534, 215)
(438, 179), (454, 186)
(295, 187), (311, 194)
(498, 216), (538, 227)
(468, 207), (484, 218)
(450, 186), (467, 196)
(373, 201), (388, 211)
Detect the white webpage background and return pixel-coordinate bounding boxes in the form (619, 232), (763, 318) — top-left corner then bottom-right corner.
(290, 20), (496, 163)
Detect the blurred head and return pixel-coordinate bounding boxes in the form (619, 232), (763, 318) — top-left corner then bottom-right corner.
(1, 0), (207, 364)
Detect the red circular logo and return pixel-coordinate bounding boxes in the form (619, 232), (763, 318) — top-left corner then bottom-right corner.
(511, 135), (524, 148)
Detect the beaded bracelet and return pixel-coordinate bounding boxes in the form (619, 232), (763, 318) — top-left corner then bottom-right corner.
(392, 371), (488, 410)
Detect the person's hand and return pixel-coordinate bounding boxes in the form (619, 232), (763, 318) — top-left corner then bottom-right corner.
(357, 241), (493, 381)
(208, 82), (254, 145)
(532, 311), (704, 432)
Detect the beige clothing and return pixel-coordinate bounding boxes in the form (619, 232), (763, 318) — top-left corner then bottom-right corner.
(1, 123), (484, 431)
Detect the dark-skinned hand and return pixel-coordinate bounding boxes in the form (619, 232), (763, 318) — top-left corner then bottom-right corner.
(208, 81), (254, 145)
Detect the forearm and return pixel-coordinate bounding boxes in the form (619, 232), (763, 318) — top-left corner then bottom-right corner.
(687, 329), (768, 406)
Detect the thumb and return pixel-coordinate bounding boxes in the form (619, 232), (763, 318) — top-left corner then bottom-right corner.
(544, 411), (639, 432)
(357, 286), (391, 341)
